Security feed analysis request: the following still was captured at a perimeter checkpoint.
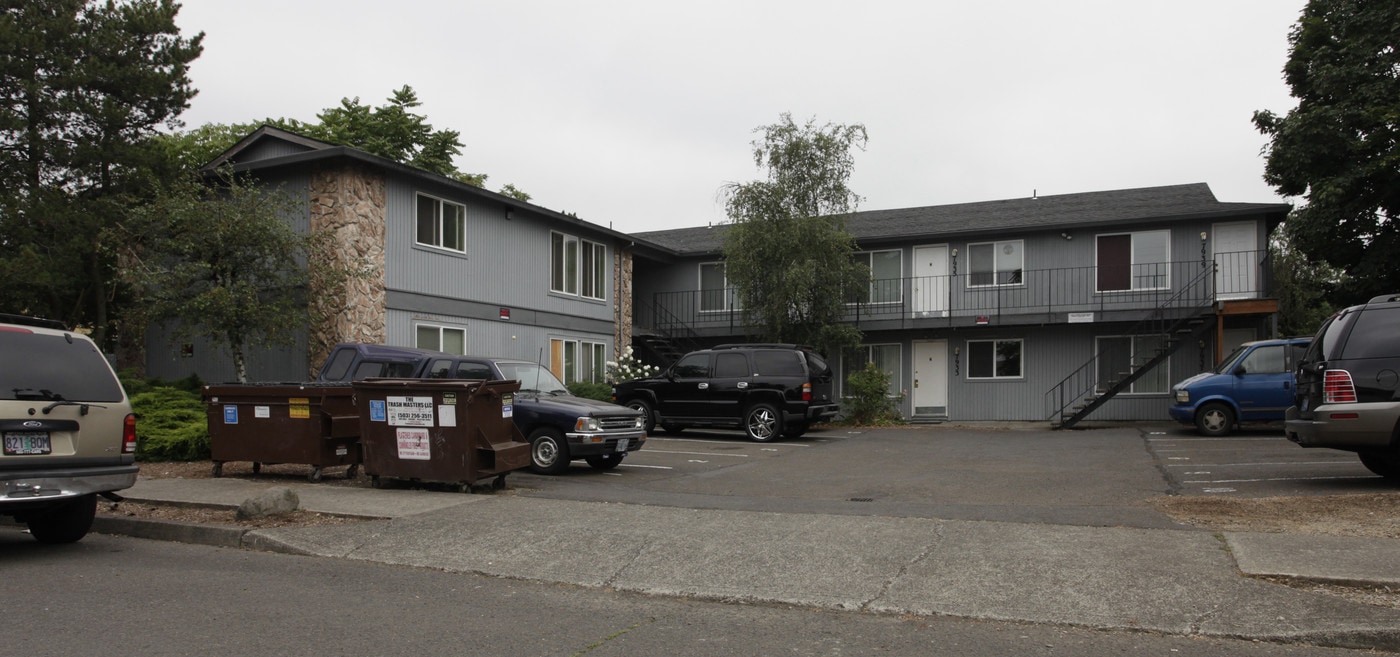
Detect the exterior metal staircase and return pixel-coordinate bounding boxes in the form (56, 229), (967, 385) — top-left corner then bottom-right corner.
(632, 298), (703, 368)
(1046, 265), (1218, 429)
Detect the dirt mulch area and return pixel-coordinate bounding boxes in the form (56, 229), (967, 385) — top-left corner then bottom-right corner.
(1152, 493), (1400, 539)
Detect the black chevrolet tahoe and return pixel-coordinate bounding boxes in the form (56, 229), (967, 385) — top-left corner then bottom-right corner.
(316, 343), (645, 474)
(611, 344), (838, 442)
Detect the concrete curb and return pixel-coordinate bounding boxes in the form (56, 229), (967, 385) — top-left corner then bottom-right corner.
(92, 515), (248, 549)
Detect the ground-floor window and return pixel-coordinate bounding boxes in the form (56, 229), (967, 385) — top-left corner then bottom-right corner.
(415, 323), (465, 354)
(1096, 334), (1167, 393)
(550, 338), (607, 383)
(966, 339), (1022, 379)
(842, 343), (902, 396)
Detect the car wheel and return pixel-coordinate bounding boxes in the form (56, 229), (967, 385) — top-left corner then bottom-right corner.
(625, 399), (656, 433)
(744, 403), (783, 442)
(529, 428), (571, 475)
(585, 454), (624, 470)
(25, 494), (97, 544)
(1359, 451), (1400, 480)
(1194, 403), (1234, 437)
(783, 422), (808, 439)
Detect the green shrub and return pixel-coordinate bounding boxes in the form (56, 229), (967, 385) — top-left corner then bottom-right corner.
(842, 361), (905, 426)
(567, 381), (613, 402)
(131, 387), (210, 461)
(119, 369), (204, 397)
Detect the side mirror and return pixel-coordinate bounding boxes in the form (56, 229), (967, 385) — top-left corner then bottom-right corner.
(1234, 366), (1247, 376)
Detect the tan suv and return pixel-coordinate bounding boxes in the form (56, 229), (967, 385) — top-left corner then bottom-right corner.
(1, 314), (137, 543)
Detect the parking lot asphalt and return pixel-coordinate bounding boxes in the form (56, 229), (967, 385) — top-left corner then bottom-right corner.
(59, 422), (1400, 651)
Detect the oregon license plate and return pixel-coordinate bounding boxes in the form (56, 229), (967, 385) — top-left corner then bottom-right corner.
(3, 431), (51, 456)
(616, 439), (629, 453)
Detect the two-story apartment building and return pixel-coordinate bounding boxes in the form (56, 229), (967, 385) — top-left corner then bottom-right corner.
(151, 126), (1289, 424)
(145, 126), (638, 385)
(628, 184), (1290, 423)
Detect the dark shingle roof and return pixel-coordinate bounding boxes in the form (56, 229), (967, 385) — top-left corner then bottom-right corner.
(634, 183), (1289, 255)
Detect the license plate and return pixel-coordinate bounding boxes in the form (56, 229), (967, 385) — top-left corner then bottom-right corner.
(616, 439), (630, 453)
(3, 431), (51, 456)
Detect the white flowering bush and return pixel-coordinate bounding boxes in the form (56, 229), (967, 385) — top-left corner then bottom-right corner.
(606, 347), (660, 383)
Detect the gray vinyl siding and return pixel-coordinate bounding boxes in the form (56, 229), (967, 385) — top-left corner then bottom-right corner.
(837, 323), (1215, 422)
(382, 175), (613, 324)
(386, 308), (612, 365)
(240, 139), (315, 163)
(144, 322), (309, 383)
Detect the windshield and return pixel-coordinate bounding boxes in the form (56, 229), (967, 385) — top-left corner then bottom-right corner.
(1212, 345), (1251, 374)
(495, 362), (570, 394)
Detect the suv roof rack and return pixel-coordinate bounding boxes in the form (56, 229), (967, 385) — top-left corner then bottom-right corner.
(0, 313), (68, 331)
(1366, 293), (1400, 303)
(712, 343), (807, 350)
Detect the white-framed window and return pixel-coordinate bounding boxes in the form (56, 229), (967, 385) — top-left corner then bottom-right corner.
(699, 262), (739, 312)
(848, 250), (903, 304)
(415, 323), (465, 355)
(550, 338), (607, 383)
(550, 232), (606, 300)
(1096, 335), (1168, 393)
(1096, 230), (1170, 292)
(967, 339), (1022, 379)
(842, 344), (902, 397)
(415, 193), (465, 252)
(967, 240), (1023, 287)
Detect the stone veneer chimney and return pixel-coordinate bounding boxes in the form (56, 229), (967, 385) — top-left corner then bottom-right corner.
(307, 163), (387, 376)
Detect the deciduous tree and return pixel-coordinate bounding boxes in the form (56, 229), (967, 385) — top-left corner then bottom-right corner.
(1253, 0), (1400, 303)
(721, 113), (869, 355)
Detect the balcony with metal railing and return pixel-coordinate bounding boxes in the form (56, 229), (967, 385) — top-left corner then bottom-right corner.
(637, 250), (1268, 337)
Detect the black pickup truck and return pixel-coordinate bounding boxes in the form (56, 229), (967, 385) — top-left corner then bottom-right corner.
(316, 343), (646, 474)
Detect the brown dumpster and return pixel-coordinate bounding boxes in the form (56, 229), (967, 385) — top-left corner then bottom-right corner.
(352, 378), (530, 491)
(203, 383), (361, 481)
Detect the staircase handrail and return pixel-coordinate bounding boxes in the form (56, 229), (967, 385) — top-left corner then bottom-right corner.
(1044, 263), (1218, 424)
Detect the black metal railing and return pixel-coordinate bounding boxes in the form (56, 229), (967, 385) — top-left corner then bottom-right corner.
(643, 251), (1263, 334)
(1042, 263), (1219, 427)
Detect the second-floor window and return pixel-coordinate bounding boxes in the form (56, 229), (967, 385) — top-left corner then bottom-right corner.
(416, 323), (465, 354)
(849, 250), (902, 304)
(968, 240), (1023, 287)
(416, 193), (465, 252)
(551, 232), (606, 300)
(1096, 230), (1170, 292)
(699, 262), (739, 312)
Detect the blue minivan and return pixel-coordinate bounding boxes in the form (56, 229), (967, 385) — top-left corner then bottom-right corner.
(1168, 337), (1311, 436)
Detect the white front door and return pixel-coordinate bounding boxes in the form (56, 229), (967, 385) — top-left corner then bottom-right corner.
(913, 245), (950, 316)
(1213, 222), (1258, 300)
(912, 340), (948, 417)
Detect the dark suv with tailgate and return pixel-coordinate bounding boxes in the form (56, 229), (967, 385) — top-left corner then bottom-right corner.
(1285, 293), (1400, 479)
(612, 344), (838, 441)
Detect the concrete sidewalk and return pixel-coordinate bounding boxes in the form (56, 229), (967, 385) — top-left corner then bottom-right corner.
(92, 477), (1400, 651)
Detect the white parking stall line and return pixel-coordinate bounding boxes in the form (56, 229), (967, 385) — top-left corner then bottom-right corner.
(1165, 461), (1360, 468)
(646, 437), (811, 447)
(1146, 437), (1282, 442)
(618, 463), (675, 470)
(643, 449), (750, 458)
(1182, 475), (1376, 484)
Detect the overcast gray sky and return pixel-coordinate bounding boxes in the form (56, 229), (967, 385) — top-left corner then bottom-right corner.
(173, 1), (1305, 234)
